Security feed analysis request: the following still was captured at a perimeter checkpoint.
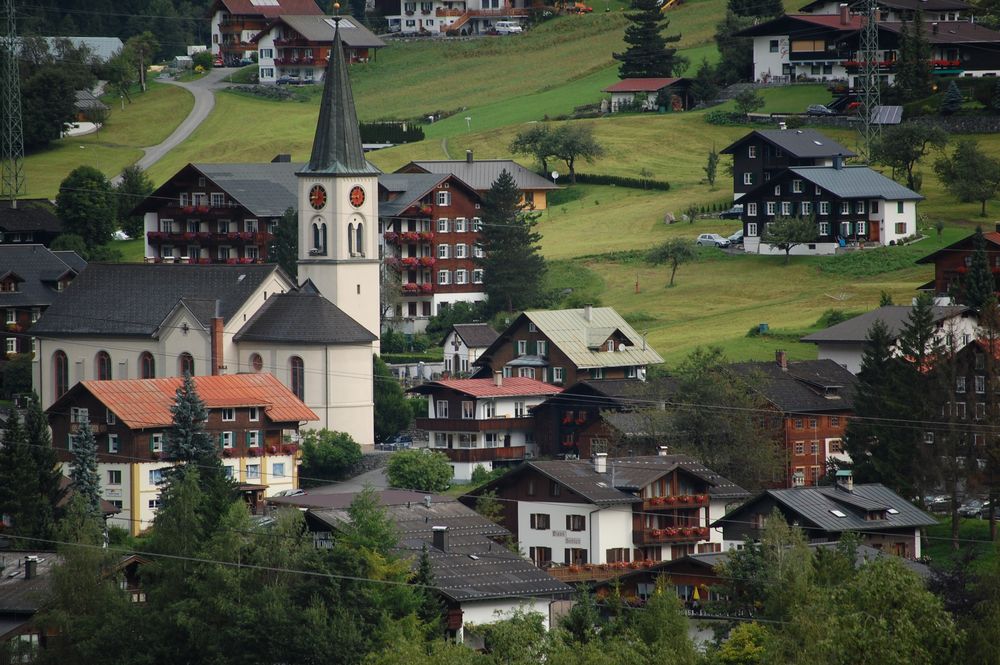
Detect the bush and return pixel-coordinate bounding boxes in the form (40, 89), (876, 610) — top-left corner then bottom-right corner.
(359, 121), (424, 144)
(386, 449), (452, 492)
(572, 173), (670, 191)
(815, 309), (852, 328)
(705, 110), (745, 125)
(192, 51), (214, 70)
(299, 429), (363, 487)
(0, 354), (32, 398)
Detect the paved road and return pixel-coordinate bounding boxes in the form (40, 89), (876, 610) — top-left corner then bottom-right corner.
(308, 466), (389, 494)
(112, 67), (236, 184)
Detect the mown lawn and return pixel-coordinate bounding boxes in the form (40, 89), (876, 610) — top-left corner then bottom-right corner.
(23, 82), (193, 197)
(925, 517), (999, 571)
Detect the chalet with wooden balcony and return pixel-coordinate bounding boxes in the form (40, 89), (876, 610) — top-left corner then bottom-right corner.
(251, 14), (385, 84)
(47, 373), (318, 535)
(800, 0), (973, 24)
(134, 160), (298, 265)
(714, 472), (936, 558)
(720, 129), (854, 201)
(916, 225), (1000, 299)
(472, 305), (665, 387)
(464, 453), (747, 571)
(409, 375), (562, 481)
(0, 245), (84, 366)
(378, 172), (487, 332)
(374, 0), (532, 35)
(0, 199), (64, 247)
(727, 352), (858, 488)
(210, 0), (322, 66)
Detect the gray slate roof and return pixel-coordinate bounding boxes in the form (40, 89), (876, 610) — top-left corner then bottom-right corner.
(721, 129), (856, 158)
(0, 199), (63, 234)
(406, 159), (559, 192)
(789, 165), (924, 201)
(52, 251), (87, 273)
(74, 89), (109, 112)
(714, 483), (938, 533)
(191, 162), (300, 217)
(0, 245), (84, 308)
(452, 322), (500, 348)
(308, 494), (570, 602)
(268, 14), (386, 48)
(0, 551), (60, 615)
(31, 263), (280, 337)
(801, 305), (971, 343)
(234, 291), (376, 344)
(378, 173), (448, 218)
(728, 359), (857, 413)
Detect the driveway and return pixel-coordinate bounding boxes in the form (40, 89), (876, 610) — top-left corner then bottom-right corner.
(112, 67), (236, 184)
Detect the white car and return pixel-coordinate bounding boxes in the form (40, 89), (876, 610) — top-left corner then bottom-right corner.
(493, 21), (523, 34)
(696, 233), (730, 248)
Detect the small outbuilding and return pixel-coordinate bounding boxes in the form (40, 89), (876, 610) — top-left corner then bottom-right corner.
(602, 77), (692, 112)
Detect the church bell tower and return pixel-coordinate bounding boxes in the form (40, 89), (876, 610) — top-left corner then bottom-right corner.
(296, 16), (381, 343)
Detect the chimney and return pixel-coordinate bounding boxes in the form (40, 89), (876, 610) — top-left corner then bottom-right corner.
(466, 149), (474, 164)
(423, 495), (432, 508)
(432, 525), (449, 551)
(775, 349), (788, 371)
(932, 21), (939, 34)
(493, 370), (502, 387)
(584, 304), (593, 322)
(593, 452), (608, 474)
(833, 154), (844, 170)
(839, 2), (849, 24)
(24, 556), (38, 580)
(211, 315), (224, 376)
(778, 121), (787, 130)
(657, 446), (669, 457)
(836, 469), (854, 492)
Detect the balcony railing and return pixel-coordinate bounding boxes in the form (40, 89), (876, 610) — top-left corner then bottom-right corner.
(274, 38), (313, 47)
(417, 416), (534, 432)
(633, 526), (710, 545)
(642, 494), (710, 511)
(433, 446), (526, 463)
(274, 57), (327, 66)
(548, 560), (658, 583)
(147, 231), (272, 244)
(160, 204), (241, 216)
(467, 7), (530, 16)
(436, 7), (465, 15)
(384, 231), (434, 244)
(401, 282), (435, 295)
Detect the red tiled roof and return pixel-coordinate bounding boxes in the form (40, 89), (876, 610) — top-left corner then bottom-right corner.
(603, 77), (683, 93)
(427, 377), (563, 399)
(793, 13), (865, 29)
(218, 0), (323, 18)
(79, 374), (318, 429)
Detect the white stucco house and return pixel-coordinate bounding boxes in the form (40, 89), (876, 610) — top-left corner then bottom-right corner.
(441, 323), (499, 376)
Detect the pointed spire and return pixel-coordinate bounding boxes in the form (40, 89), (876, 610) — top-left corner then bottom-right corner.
(299, 17), (380, 177)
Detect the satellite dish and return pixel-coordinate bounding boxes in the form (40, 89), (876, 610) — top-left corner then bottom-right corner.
(551, 171), (560, 181)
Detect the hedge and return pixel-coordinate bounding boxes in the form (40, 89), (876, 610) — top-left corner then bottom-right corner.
(572, 173), (670, 191)
(359, 121), (425, 144)
(381, 352), (443, 364)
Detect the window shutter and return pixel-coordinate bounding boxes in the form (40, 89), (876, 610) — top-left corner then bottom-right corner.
(246, 431), (252, 445)
(149, 437), (155, 453)
(218, 433), (224, 448)
(529, 340), (536, 355)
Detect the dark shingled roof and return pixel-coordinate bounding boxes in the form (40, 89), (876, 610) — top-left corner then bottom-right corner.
(799, 0), (969, 11)
(307, 494), (570, 602)
(801, 305), (971, 343)
(0, 245), (84, 308)
(0, 199), (63, 234)
(378, 173), (449, 218)
(451, 323), (500, 349)
(721, 129), (856, 159)
(190, 162), (299, 218)
(52, 250), (87, 273)
(257, 14), (386, 48)
(234, 291), (376, 344)
(31, 263), (280, 337)
(728, 359), (857, 413)
(0, 551), (60, 616)
(713, 483), (937, 532)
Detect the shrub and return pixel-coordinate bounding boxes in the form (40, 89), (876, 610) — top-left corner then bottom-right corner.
(359, 121), (424, 144)
(705, 110), (745, 125)
(386, 449), (452, 492)
(572, 173), (670, 191)
(299, 430), (363, 487)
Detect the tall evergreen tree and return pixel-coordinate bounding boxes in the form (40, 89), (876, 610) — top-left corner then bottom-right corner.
(941, 80), (964, 115)
(894, 14), (933, 102)
(70, 420), (102, 517)
(965, 226), (996, 309)
(374, 355), (412, 442)
(164, 373), (213, 462)
(613, 0), (685, 79)
(476, 170), (547, 314)
(270, 207), (299, 280)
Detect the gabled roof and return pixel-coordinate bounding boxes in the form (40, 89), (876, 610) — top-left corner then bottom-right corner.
(254, 14), (386, 48)
(408, 377), (562, 399)
(602, 77), (685, 93)
(720, 129), (855, 159)
(48, 373), (318, 429)
(478, 307), (664, 371)
(449, 323), (500, 349)
(735, 13), (865, 37)
(799, 0), (970, 12)
(728, 359), (858, 413)
(801, 305), (972, 343)
(402, 159), (560, 192)
(377, 173), (481, 219)
(916, 230), (1000, 264)
(788, 165), (924, 200)
(0, 199), (63, 234)
(0, 245), (84, 308)
(880, 19), (1000, 44)
(0, 551), (61, 618)
(713, 483), (937, 532)
(30, 263), (283, 337)
(74, 89), (109, 112)
(234, 291), (377, 344)
(214, 0), (323, 18)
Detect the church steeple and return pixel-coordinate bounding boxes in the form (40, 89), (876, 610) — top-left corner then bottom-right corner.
(299, 17), (380, 177)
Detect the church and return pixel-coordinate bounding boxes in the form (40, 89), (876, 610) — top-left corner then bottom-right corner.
(30, 21), (381, 450)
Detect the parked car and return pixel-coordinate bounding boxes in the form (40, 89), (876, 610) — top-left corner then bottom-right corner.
(276, 75), (302, 85)
(728, 229), (744, 245)
(958, 498), (986, 518)
(696, 233), (730, 248)
(806, 104), (835, 116)
(719, 204), (743, 219)
(493, 21), (523, 34)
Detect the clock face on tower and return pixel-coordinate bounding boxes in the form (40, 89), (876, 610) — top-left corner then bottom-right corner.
(309, 184), (327, 210)
(349, 185), (366, 208)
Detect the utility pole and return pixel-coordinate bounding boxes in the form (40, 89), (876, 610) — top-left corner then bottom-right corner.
(859, 0), (881, 160)
(1, 0), (25, 207)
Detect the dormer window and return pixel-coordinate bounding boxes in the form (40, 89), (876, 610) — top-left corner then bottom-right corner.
(606, 340), (614, 352)
(1, 280), (16, 293)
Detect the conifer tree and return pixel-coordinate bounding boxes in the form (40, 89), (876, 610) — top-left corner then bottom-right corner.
(965, 226), (995, 309)
(941, 80), (964, 115)
(165, 373), (213, 463)
(613, 0), (685, 79)
(413, 545), (444, 631)
(476, 170), (546, 314)
(70, 420), (102, 517)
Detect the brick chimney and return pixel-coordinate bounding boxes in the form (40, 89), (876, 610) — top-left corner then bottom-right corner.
(839, 2), (849, 25)
(776, 349), (788, 371)
(211, 316), (224, 375)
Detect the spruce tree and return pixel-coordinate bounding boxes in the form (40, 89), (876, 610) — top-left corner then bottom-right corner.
(164, 373), (213, 463)
(476, 170), (546, 314)
(941, 80), (964, 115)
(270, 207), (298, 280)
(613, 0), (685, 79)
(70, 420), (102, 517)
(965, 226), (995, 309)
(413, 545), (444, 631)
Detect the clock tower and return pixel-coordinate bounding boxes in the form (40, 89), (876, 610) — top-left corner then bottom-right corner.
(297, 18), (381, 345)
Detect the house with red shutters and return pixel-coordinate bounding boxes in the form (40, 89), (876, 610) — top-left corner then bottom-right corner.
(916, 225), (1000, 298)
(47, 373), (318, 535)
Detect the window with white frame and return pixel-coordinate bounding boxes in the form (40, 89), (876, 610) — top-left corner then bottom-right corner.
(792, 180), (802, 193)
(108, 469), (122, 485)
(259, 48), (273, 58)
(537, 340), (547, 356)
(514, 401), (527, 417)
(151, 434), (163, 453)
(815, 185), (822, 195)
(438, 270), (451, 285)
(436, 400), (449, 418)
(247, 430), (260, 447)
(472, 217), (482, 231)
(747, 202), (757, 216)
(957, 376), (967, 393)
(747, 222), (758, 236)
(473, 244), (484, 258)
(249, 407), (259, 421)
(261, 67), (274, 78)
(436, 191), (451, 206)
(781, 201), (791, 216)
(222, 408), (235, 422)
(553, 367), (564, 383)
(473, 269), (484, 284)
(247, 464), (260, 480)
(743, 173), (752, 186)
(273, 462), (286, 479)
(455, 269), (467, 284)
(108, 434), (119, 454)
(856, 201), (865, 214)
(856, 221), (867, 235)
(462, 401), (474, 418)
(5, 309), (15, 324)
(518, 367), (535, 379)
(517, 340), (527, 355)
(149, 468), (164, 484)
(483, 401), (496, 418)
(437, 244), (450, 259)
(801, 201), (812, 216)
(455, 217), (467, 232)
(766, 201), (776, 215)
(484, 432), (499, 447)
(210, 192), (225, 207)
(455, 243), (467, 258)
(977, 375), (986, 393)
(773, 184), (781, 195)
(5, 338), (15, 355)
(221, 431), (234, 448)
(841, 201), (850, 214)
(179, 193), (189, 206)
(819, 201), (829, 215)
(437, 218), (449, 233)
(819, 221), (830, 236)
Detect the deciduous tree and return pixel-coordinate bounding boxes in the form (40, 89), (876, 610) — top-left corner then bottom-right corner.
(762, 216), (816, 264)
(934, 139), (1000, 217)
(548, 124), (605, 185)
(300, 429), (363, 486)
(509, 124), (553, 174)
(647, 237), (695, 287)
(872, 123), (948, 191)
(386, 449), (452, 492)
(56, 166), (117, 248)
(734, 87), (764, 117)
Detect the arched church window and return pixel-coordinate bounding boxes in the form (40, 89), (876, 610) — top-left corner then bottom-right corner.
(355, 223), (364, 257)
(347, 223), (354, 255)
(290, 356), (305, 400)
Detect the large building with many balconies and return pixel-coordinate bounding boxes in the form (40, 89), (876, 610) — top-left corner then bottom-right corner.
(210, 0), (323, 66)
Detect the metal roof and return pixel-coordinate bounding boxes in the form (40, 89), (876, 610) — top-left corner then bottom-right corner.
(234, 291), (377, 344)
(216, 0), (323, 18)
(871, 105), (903, 125)
(721, 129), (856, 158)
(189, 162), (300, 217)
(48, 373), (318, 429)
(801, 305), (971, 343)
(405, 159), (559, 192)
(409, 377), (563, 399)
(0, 245), (83, 308)
(788, 165), (924, 201)
(263, 15), (386, 48)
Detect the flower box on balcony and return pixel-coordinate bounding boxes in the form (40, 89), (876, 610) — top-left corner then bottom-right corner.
(419, 205), (433, 215)
(197, 231), (211, 240)
(383, 231), (399, 243)
(402, 283), (420, 293)
(665, 495), (678, 505)
(222, 449), (232, 457)
(419, 231), (435, 241)
(183, 232), (196, 241)
(266, 445), (277, 454)
(282, 444), (298, 455)
(248, 448), (259, 457)
(401, 257), (420, 267)
(197, 205), (210, 213)
(199, 258), (211, 264)
(419, 256), (436, 267)
(227, 232), (240, 240)
(226, 258), (237, 265)
(420, 283), (433, 293)
(182, 206), (195, 214)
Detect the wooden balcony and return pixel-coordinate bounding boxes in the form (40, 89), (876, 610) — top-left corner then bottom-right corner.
(70, 422), (107, 434)
(436, 7), (465, 15)
(433, 446), (526, 463)
(147, 231), (272, 245)
(633, 527), (710, 545)
(642, 494), (710, 511)
(417, 416), (534, 432)
(468, 7), (530, 15)
(548, 560), (658, 583)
